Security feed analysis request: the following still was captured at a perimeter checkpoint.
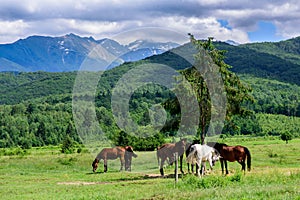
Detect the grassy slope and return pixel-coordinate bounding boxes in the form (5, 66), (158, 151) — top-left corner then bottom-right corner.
(0, 137), (299, 200)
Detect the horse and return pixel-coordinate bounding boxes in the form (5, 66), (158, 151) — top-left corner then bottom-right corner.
(92, 146), (137, 173)
(124, 146), (138, 171)
(207, 142), (251, 175)
(186, 144), (220, 177)
(185, 140), (201, 174)
(156, 138), (187, 176)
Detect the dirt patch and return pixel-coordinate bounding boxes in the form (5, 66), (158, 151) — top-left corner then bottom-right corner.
(57, 173), (177, 186)
(57, 181), (112, 185)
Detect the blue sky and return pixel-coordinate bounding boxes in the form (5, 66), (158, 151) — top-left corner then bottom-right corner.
(0, 0), (299, 44)
(248, 21), (284, 42)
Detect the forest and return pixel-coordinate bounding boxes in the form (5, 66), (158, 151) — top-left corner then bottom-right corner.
(0, 38), (300, 149)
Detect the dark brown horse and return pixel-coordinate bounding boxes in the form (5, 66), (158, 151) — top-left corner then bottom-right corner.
(92, 146), (137, 173)
(207, 142), (251, 175)
(157, 138), (187, 176)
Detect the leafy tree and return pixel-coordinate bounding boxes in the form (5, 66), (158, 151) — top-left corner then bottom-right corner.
(280, 132), (292, 144)
(61, 135), (75, 154)
(165, 35), (253, 144)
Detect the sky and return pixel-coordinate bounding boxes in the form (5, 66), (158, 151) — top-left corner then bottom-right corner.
(0, 0), (300, 45)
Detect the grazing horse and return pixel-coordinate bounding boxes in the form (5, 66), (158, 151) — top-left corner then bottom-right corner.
(92, 146), (137, 173)
(157, 138), (187, 176)
(185, 140), (201, 174)
(186, 144), (220, 177)
(207, 142), (251, 175)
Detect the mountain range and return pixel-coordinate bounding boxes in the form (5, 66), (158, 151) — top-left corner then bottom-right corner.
(1, 33), (300, 86)
(0, 33), (179, 72)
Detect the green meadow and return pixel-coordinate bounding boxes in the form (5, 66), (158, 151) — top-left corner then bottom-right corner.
(0, 137), (299, 200)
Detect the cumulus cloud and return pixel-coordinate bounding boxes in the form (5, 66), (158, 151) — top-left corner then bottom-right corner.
(0, 0), (299, 44)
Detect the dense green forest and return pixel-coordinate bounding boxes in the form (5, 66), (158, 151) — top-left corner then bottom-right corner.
(1, 39), (300, 149)
(1, 70), (299, 149)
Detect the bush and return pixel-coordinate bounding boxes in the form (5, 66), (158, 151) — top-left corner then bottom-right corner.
(61, 135), (75, 154)
(112, 130), (165, 151)
(280, 132), (292, 144)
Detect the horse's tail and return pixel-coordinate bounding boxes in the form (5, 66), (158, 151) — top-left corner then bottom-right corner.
(186, 145), (197, 164)
(244, 147), (251, 171)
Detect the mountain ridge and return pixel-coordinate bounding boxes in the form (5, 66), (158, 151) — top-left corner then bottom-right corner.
(0, 33), (179, 72)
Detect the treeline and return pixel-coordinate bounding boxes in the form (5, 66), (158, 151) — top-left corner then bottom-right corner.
(240, 75), (300, 117)
(0, 100), (76, 148)
(1, 96), (299, 149)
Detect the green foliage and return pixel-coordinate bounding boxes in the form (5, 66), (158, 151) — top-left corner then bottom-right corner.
(0, 71), (77, 105)
(163, 35), (253, 143)
(256, 113), (300, 137)
(1, 37), (300, 148)
(0, 147), (29, 156)
(215, 39), (300, 86)
(222, 114), (262, 135)
(240, 75), (300, 117)
(281, 132), (293, 144)
(61, 135), (75, 154)
(112, 130), (165, 151)
(180, 173), (242, 189)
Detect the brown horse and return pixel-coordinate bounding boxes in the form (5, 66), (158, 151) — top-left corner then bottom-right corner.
(157, 138), (187, 176)
(92, 146), (137, 173)
(207, 142), (251, 175)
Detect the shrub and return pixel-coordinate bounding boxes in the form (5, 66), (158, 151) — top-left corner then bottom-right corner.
(61, 135), (75, 154)
(280, 132), (292, 144)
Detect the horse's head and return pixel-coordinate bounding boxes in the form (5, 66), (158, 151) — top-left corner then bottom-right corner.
(92, 159), (99, 172)
(125, 146), (138, 158)
(176, 138), (187, 153)
(211, 149), (221, 166)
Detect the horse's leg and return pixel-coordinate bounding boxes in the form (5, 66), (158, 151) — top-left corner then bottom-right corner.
(104, 159), (108, 173)
(224, 160), (229, 175)
(194, 164), (198, 175)
(180, 155), (184, 174)
(201, 161), (206, 176)
(196, 158), (201, 177)
(239, 160), (246, 173)
(220, 160), (224, 175)
(160, 157), (166, 176)
(128, 157), (132, 171)
(119, 156), (125, 171)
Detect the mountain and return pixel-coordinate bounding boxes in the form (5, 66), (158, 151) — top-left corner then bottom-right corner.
(1, 33), (300, 85)
(214, 38), (300, 85)
(224, 40), (240, 46)
(0, 34), (179, 72)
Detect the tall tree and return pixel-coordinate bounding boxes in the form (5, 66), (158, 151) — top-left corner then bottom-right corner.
(165, 35), (254, 144)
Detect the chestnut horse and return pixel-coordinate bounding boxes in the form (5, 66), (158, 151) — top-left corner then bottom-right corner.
(157, 138), (187, 176)
(207, 142), (251, 175)
(92, 146), (137, 173)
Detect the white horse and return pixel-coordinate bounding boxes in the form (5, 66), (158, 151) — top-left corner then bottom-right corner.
(186, 144), (220, 177)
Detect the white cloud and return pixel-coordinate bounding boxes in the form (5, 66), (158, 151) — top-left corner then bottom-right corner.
(0, 0), (300, 44)
(0, 20), (29, 43)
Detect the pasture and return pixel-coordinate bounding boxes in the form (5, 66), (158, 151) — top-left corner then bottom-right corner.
(0, 137), (299, 200)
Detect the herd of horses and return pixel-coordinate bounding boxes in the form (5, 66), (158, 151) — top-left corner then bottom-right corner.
(92, 138), (251, 177)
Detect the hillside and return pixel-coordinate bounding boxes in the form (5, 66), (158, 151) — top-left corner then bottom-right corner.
(214, 39), (300, 86)
(1, 37), (300, 148)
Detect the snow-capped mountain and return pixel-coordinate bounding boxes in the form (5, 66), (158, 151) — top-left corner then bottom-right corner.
(224, 40), (240, 46)
(0, 34), (179, 72)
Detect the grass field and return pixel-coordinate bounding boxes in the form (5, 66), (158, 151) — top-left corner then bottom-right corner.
(0, 137), (299, 200)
